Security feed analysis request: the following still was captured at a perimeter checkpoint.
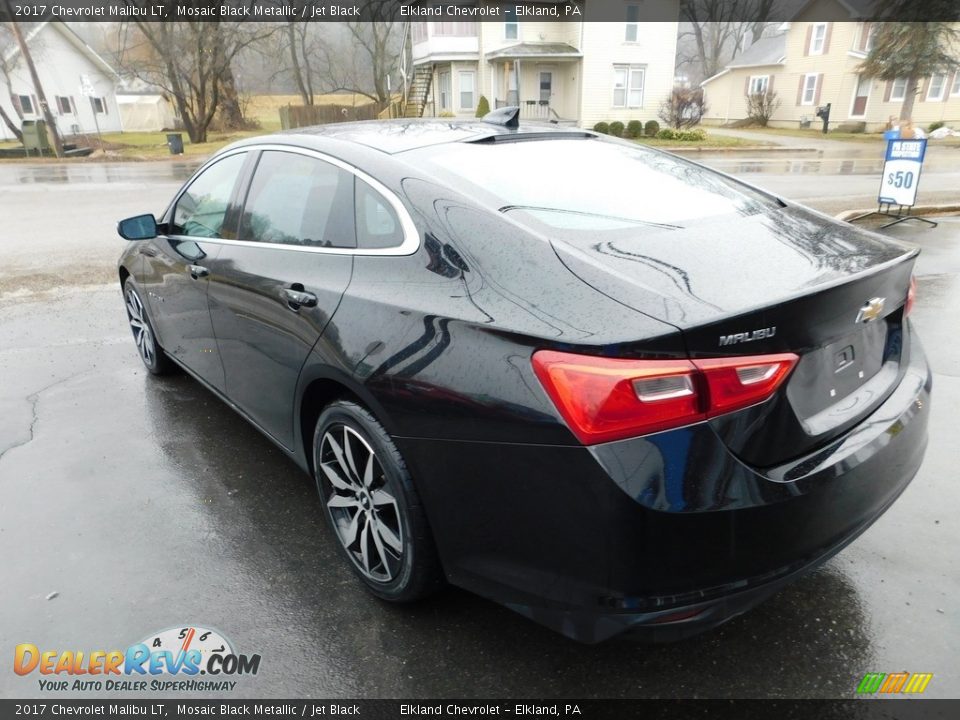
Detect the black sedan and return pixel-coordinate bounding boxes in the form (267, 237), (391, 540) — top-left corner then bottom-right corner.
(117, 110), (930, 642)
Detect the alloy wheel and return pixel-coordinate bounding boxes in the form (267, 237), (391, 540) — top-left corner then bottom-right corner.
(125, 287), (157, 367)
(319, 424), (404, 583)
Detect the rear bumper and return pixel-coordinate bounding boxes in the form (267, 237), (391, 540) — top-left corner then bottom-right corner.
(394, 333), (931, 643)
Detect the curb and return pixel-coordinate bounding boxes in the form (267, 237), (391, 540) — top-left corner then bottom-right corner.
(667, 145), (820, 154)
(835, 205), (960, 222)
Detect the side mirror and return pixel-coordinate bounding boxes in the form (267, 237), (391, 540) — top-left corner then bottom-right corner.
(117, 214), (158, 240)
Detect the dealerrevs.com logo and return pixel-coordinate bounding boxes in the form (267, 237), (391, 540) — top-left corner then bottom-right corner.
(14, 626), (261, 692)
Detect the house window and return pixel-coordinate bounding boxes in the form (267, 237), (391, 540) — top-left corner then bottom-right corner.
(801, 74), (818, 105)
(927, 73), (947, 101)
(863, 23), (876, 51)
(433, 22), (477, 36)
(56, 96), (72, 115)
(809, 23), (827, 55)
(952, 72), (960, 96)
(459, 71), (475, 110)
(93, 97), (107, 114)
(613, 65), (645, 108)
(748, 76), (769, 95)
(412, 22), (427, 44)
(504, 6), (518, 40)
(890, 78), (907, 102)
(17, 94), (34, 115)
(625, 5), (640, 42)
(439, 71), (451, 111)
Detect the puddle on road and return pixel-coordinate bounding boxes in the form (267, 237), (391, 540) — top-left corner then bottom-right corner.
(697, 156), (886, 176)
(0, 161), (200, 186)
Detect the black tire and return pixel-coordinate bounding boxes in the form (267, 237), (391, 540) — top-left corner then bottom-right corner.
(313, 400), (444, 602)
(122, 279), (175, 376)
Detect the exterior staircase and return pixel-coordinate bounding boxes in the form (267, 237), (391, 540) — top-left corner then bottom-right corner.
(404, 65), (433, 118)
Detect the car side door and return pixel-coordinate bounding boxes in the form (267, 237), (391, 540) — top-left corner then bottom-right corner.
(205, 148), (356, 450)
(141, 151), (249, 391)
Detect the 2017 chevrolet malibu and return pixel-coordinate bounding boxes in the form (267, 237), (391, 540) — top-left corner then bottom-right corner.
(117, 109), (930, 642)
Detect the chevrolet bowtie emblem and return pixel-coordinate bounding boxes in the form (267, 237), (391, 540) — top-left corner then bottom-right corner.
(856, 297), (886, 323)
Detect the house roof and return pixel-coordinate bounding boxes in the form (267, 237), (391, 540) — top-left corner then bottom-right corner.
(2, 22), (119, 81)
(700, 33), (786, 86)
(485, 42), (582, 60)
(727, 33), (787, 69)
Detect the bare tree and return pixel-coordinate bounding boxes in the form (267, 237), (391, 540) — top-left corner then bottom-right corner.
(279, 19), (322, 106)
(2, 9), (62, 155)
(116, 17), (274, 143)
(659, 87), (708, 129)
(746, 90), (781, 126)
(678, 2), (780, 83)
(0, 23), (24, 141)
(314, 2), (403, 106)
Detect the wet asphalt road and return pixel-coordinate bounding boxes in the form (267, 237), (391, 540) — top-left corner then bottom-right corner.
(0, 151), (958, 700)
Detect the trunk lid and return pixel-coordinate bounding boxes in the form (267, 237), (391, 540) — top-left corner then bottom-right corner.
(550, 205), (918, 466)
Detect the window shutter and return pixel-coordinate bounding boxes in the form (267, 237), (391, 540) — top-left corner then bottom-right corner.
(822, 23), (833, 54)
(12, 95), (21, 115)
(804, 25), (812, 56)
(946, 72), (956, 102)
(883, 81), (892, 102)
(103, 98), (109, 115)
(813, 74), (823, 105)
(33, 95), (39, 115)
(767, 75), (775, 96)
(919, 77), (929, 102)
(797, 75), (805, 105)
(744, 76), (751, 96)
(70, 96), (76, 114)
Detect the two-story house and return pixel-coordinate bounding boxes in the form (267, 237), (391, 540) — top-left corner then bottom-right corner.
(407, 2), (679, 129)
(701, 3), (960, 131)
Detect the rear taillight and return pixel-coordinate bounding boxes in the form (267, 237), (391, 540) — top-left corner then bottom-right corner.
(905, 276), (917, 317)
(532, 350), (798, 445)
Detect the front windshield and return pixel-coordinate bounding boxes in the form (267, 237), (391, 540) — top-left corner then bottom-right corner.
(408, 138), (778, 233)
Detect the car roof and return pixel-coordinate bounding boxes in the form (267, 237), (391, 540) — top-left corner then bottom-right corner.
(230, 118), (593, 155)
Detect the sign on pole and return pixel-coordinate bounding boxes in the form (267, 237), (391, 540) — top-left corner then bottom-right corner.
(79, 74), (95, 98)
(878, 138), (927, 208)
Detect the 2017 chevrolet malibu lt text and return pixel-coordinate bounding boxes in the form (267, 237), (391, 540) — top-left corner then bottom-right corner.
(117, 109), (930, 643)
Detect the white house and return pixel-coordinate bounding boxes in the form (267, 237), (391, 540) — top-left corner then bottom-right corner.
(0, 21), (122, 141)
(407, 4), (680, 129)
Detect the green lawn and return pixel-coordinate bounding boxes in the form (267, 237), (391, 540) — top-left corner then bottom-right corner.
(745, 127), (890, 142)
(101, 130), (265, 160)
(633, 133), (774, 149)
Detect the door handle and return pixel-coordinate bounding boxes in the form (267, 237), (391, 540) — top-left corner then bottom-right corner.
(188, 264), (209, 279)
(138, 246), (158, 257)
(282, 287), (317, 309)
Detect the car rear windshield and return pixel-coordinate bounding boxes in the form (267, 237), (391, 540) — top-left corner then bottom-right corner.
(408, 138), (778, 233)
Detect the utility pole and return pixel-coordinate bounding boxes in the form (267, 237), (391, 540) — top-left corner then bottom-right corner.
(4, 8), (64, 157)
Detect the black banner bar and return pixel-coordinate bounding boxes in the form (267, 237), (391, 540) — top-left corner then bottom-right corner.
(1, 700), (959, 719)
(2, 0), (960, 24)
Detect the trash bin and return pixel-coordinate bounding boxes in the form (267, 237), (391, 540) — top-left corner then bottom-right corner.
(166, 133), (184, 155)
(22, 119), (51, 154)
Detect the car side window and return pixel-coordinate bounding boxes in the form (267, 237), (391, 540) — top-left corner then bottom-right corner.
(355, 178), (404, 250)
(172, 153), (246, 238)
(239, 150), (356, 248)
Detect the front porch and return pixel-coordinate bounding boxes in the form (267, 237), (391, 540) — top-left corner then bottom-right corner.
(486, 43), (581, 124)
